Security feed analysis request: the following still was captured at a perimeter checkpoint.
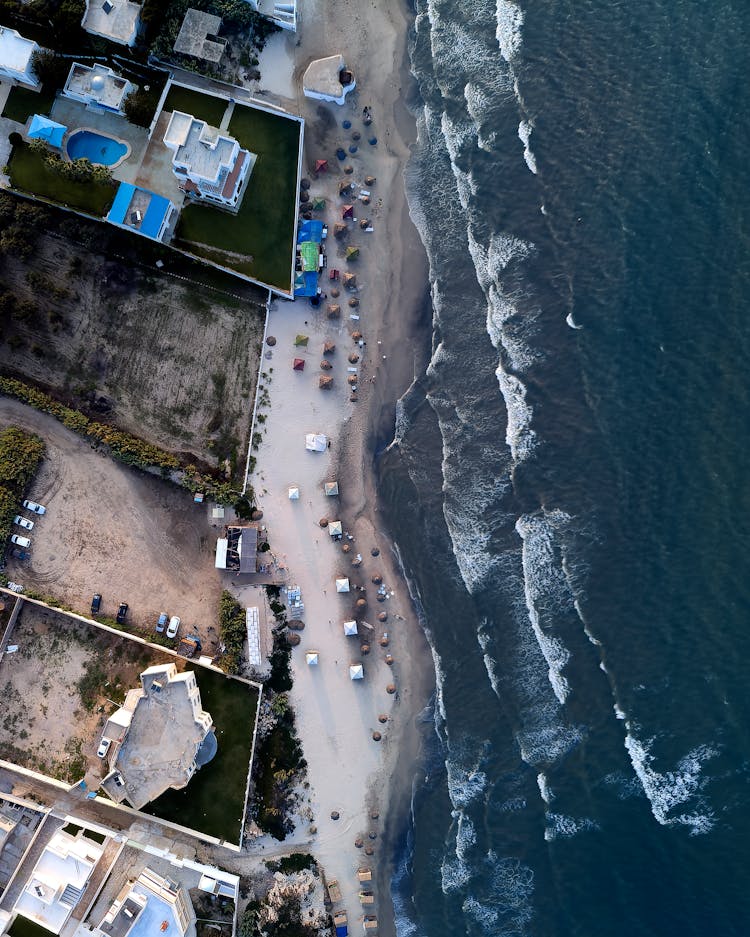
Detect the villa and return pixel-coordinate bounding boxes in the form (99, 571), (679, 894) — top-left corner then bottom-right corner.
(245, 0), (297, 31)
(62, 63), (135, 114)
(163, 110), (255, 210)
(0, 27), (39, 88)
(101, 663), (215, 810)
(81, 0), (142, 46)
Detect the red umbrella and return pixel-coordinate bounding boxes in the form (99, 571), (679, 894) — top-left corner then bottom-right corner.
(293, 358), (305, 371)
(342, 205), (354, 220)
(315, 159), (328, 173)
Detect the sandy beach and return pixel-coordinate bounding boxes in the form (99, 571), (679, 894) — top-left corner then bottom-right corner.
(247, 0), (433, 932)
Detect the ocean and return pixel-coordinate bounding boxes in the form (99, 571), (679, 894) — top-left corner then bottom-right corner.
(380, 0), (750, 934)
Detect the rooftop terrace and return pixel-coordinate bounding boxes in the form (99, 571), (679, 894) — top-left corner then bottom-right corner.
(82, 0), (142, 46)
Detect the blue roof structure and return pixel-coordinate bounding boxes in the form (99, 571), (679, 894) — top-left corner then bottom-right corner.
(107, 182), (173, 241)
(28, 114), (67, 148)
(294, 271), (318, 297)
(298, 219), (324, 244)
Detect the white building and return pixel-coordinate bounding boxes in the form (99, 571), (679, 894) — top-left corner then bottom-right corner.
(245, 0), (296, 31)
(302, 54), (355, 106)
(0, 27), (39, 89)
(163, 110), (254, 210)
(63, 62), (134, 113)
(13, 828), (104, 934)
(100, 868), (194, 937)
(82, 0), (142, 46)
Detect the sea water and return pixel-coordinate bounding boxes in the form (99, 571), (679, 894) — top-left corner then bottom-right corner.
(379, 0), (750, 934)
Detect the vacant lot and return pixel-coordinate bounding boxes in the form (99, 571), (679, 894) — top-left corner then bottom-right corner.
(0, 223), (265, 473)
(1, 398), (224, 642)
(175, 102), (301, 292)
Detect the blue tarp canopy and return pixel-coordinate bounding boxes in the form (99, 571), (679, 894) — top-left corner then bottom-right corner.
(107, 182), (173, 240)
(294, 271), (318, 297)
(28, 114), (67, 148)
(298, 219), (324, 244)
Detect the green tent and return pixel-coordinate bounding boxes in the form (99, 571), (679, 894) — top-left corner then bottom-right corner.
(294, 334), (309, 346)
(312, 197), (326, 211)
(300, 240), (319, 272)
(346, 246), (360, 261)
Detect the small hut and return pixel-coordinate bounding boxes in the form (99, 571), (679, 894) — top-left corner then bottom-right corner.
(306, 651), (319, 665)
(343, 620), (358, 636)
(328, 520), (343, 539)
(339, 180), (353, 195)
(343, 273), (357, 290)
(334, 222), (348, 239)
(336, 578), (350, 593)
(319, 375), (334, 389)
(288, 486), (300, 500)
(327, 303), (341, 318)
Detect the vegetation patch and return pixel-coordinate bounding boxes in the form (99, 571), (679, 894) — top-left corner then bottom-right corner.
(0, 425), (45, 544)
(218, 589), (246, 674)
(2, 85), (56, 124)
(162, 85), (228, 126)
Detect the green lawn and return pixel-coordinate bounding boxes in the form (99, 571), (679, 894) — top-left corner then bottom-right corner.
(163, 85), (229, 126)
(2, 85), (56, 124)
(174, 104), (301, 291)
(143, 667), (259, 844)
(9, 144), (116, 217)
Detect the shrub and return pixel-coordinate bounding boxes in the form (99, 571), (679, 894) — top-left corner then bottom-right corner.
(218, 589), (245, 673)
(0, 425), (45, 543)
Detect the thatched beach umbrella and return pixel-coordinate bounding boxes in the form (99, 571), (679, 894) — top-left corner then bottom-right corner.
(342, 543), (351, 553)
(287, 619), (305, 631)
(343, 273), (357, 289)
(352, 555), (362, 567)
(299, 191), (309, 203)
(385, 654), (394, 666)
(347, 374), (358, 385)
(319, 517), (329, 527)
(319, 375), (333, 390)
(346, 246), (360, 261)
(377, 611), (387, 622)
(323, 340), (336, 354)
(287, 633), (301, 647)
(364, 845), (374, 856)
(334, 222), (348, 238)
(379, 635), (389, 647)
(320, 359), (333, 370)
(330, 810), (340, 820)
(386, 684), (396, 694)
(331, 287), (340, 298)
(356, 597), (367, 608)
(359, 218), (370, 229)
(266, 335), (277, 346)
(361, 643), (370, 655)
(361, 195), (371, 205)
(344, 164), (354, 174)
(352, 130), (361, 141)
(348, 297), (359, 307)
(301, 177), (311, 189)
(350, 392), (358, 402)
(355, 838), (363, 848)
(365, 175), (376, 186)
(352, 330), (363, 341)
(371, 547), (380, 556)
(327, 303), (341, 319)
(371, 573), (382, 584)
(378, 714), (388, 724)
(371, 731), (381, 742)
(348, 352), (360, 363)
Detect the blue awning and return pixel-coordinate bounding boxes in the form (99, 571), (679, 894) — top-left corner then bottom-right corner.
(107, 182), (173, 241)
(298, 219), (324, 244)
(28, 114), (67, 148)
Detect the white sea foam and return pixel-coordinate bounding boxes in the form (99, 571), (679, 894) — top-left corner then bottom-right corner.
(517, 119), (538, 174)
(544, 813), (599, 842)
(623, 728), (718, 834)
(495, 0), (524, 62)
(537, 772), (554, 804)
(566, 312), (584, 329)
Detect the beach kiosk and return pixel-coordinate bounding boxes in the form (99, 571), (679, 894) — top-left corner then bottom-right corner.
(306, 433), (328, 452)
(333, 911), (348, 937)
(328, 520), (343, 539)
(336, 577), (350, 593)
(343, 620), (358, 636)
(349, 663), (364, 680)
(306, 651), (319, 666)
(288, 486), (300, 500)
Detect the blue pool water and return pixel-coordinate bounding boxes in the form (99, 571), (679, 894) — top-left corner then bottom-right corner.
(66, 130), (127, 166)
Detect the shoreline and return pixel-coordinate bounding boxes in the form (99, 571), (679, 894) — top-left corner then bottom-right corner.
(246, 0), (434, 932)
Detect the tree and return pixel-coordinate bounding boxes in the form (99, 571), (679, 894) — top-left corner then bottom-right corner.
(122, 88), (157, 129)
(30, 49), (70, 89)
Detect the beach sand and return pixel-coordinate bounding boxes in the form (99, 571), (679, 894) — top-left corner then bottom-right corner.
(247, 0), (433, 932)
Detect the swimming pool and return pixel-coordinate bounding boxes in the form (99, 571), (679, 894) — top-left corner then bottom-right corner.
(65, 130), (129, 167)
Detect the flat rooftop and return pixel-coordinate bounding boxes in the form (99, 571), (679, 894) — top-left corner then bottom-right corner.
(165, 111), (237, 184)
(82, 0), (141, 45)
(107, 183), (173, 240)
(174, 9), (225, 62)
(65, 63), (130, 110)
(0, 26), (35, 72)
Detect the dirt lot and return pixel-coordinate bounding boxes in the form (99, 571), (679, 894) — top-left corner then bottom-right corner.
(0, 227), (265, 474)
(1, 398), (225, 643)
(0, 603), (169, 780)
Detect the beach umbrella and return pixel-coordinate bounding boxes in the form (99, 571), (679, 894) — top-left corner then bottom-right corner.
(312, 196), (326, 211)
(323, 341), (336, 354)
(346, 246), (360, 261)
(371, 731), (381, 742)
(299, 191), (309, 203)
(361, 195), (371, 205)
(288, 486), (300, 500)
(386, 684), (396, 694)
(339, 180), (353, 194)
(287, 632), (301, 647)
(343, 273), (357, 289)
(301, 177), (311, 189)
(319, 375), (334, 389)
(356, 597), (367, 608)
(320, 359), (333, 370)
(344, 165), (354, 174)
(352, 330), (363, 341)
(349, 663), (364, 680)
(331, 287), (340, 297)
(378, 714), (388, 724)
(293, 358), (305, 371)
(315, 159), (328, 173)
(327, 304), (341, 318)
(371, 573), (383, 584)
(359, 218), (370, 229)
(319, 517), (329, 528)
(342, 542), (351, 553)
(336, 147), (346, 160)
(352, 131), (361, 141)
(334, 223), (348, 239)
(306, 651), (319, 665)
(328, 520), (343, 538)
(325, 481), (339, 496)
(347, 374), (358, 385)
(365, 175), (376, 186)
(368, 137), (378, 146)
(379, 635), (389, 647)
(295, 334), (309, 346)
(342, 119), (352, 129)
(336, 578), (350, 593)
(364, 846), (374, 856)
(377, 611), (387, 622)
(355, 837), (364, 848)
(266, 335), (277, 346)
(342, 204), (354, 220)
(348, 352), (360, 363)
(385, 654), (394, 666)
(348, 296), (359, 308)
(361, 643), (370, 655)
(288, 619), (305, 630)
(349, 144), (358, 154)
(331, 810), (340, 820)
(344, 620), (358, 636)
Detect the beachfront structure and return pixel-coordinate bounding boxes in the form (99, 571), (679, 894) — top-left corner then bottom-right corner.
(163, 111), (255, 210)
(0, 27), (39, 88)
(82, 0), (142, 46)
(12, 828), (105, 933)
(174, 9), (226, 62)
(244, 0), (296, 32)
(215, 525), (258, 573)
(101, 664), (215, 810)
(99, 868), (194, 937)
(302, 54), (355, 106)
(63, 62), (134, 114)
(107, 183), (177, 242)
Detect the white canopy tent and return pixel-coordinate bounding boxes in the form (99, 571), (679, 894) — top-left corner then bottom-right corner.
(305, 433), (328, 452)
(349, 663), (364, 680)
(306, 651), (319, 666)
(288, 486), (300, 500)
(324, 481), (339, 496)
(336, 578), (350, 593)
(328, 520), (343, 537)
(343, 620), (358, 636)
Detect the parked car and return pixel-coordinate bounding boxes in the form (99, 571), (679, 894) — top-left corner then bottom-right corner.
(10, 535), (30, 548)
(116, 602), (129, 624)
(156, 612), (168, 634)
(96, 738), (111, 759)
(13, 515), (33, 531)
(91, 593), (102, 615)
(6, 582), (23, 594)
(167, 615), (180, 639)
(22, 500), (46, 515)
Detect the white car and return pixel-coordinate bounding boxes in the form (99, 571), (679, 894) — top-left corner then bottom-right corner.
(97, 738), (111, 759)
(13, 515), (33, 531)
(167, 615), (180, 639)
(10, 535), (30, 548)
(22, 500), (46, 515)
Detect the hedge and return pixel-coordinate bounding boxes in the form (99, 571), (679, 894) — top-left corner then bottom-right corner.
(0, 425), (45, 544)
(218, 589), (246, 674)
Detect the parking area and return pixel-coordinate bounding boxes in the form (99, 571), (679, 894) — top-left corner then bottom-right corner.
(1, 398), (224, 649)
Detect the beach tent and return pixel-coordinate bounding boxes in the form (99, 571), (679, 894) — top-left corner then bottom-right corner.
(328, 520), (343, 538)
(288, 486), (300, 500)
(342, 204), (354, 220)
(306, 651), (319, 666)
(295, 334), (310, 346)
(324, 481), (339, 496)
(346, 246), (360, 260)
(336, 577), (350, 593)
(349, 663), (364, 680)
(28, 114), (67, 148)
(343, 273), (357, 288)
(315, 159), (328, 173)
(343, 620), (358, 636)
(306, 433), (328, 452)
(293, 358), (306, 371)
(357, 868), (373, 882)
(312, 196), (326, 211)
